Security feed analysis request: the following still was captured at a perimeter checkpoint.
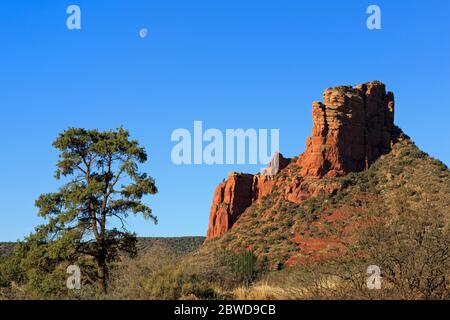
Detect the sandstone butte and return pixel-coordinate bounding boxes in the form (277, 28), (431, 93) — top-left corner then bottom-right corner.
(205, 81), (396, 242)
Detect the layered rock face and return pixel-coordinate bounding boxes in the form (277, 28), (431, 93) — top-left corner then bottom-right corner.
(205, 173), (254, 241)
(206, 154), (290, 241)
(205, 81), (396, 241)
(299, 81), (395, 177)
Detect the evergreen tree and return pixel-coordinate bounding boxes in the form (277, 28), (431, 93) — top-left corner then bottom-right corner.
(34, 127), (158, 292)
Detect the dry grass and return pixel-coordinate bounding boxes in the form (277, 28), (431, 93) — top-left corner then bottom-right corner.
(232, 276), (341, 300)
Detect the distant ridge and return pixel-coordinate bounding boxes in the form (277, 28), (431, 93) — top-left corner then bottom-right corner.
(136, 236), (205, 255)
(0, 237), (205, 257)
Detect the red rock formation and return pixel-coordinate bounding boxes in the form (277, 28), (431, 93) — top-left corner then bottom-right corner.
(205, 154), (290, 241)
(205, 173), (254, 241)
(205, 81), (396, 241)
(299, 81), (395, 177)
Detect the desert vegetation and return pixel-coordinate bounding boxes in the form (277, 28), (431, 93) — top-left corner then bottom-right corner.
(1, 133), (449, 300)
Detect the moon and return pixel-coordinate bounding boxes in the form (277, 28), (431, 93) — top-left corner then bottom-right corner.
(139, 28), (148, 39)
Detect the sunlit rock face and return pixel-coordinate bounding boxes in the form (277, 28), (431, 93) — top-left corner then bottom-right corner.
(205, 81), (396, 241)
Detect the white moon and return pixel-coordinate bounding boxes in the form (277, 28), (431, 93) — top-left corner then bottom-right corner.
(139, 28), (148, 39)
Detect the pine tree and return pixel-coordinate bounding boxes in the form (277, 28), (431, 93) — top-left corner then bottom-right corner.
(34, 127), (158, 292)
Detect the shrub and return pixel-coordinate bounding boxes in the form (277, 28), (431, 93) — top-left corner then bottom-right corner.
(142, 266), (215, 300)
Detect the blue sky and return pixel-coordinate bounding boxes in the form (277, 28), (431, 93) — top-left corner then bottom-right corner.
(0, 1), (449, 241)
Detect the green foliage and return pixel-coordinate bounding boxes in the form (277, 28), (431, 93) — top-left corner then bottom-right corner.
(136, 237), (205, 255)
(215, 249), (257, 286)
(142, 266), (216, 300)
(234, 250), (257, 286)
(301, 194), (326, 221)
(3, 133), (449, 300)
(0, 230), (96, 298)
(5, 127), (159, 295)
(194, 139), (450, 298)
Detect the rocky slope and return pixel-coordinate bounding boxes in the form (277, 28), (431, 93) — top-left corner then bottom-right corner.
(202, 81), (449, 269)
(206, 81), (398, 241)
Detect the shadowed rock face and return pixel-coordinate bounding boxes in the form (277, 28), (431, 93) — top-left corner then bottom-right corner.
(205, 81), (396, 242)
(205, 173), (254, 241)
(205, 154), (290, 241)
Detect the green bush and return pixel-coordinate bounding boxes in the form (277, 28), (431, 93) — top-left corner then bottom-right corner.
(234, 251), (257, 286)
(143, 266), (215, 300)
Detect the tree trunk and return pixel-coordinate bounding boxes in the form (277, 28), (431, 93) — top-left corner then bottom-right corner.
(97, 256), (108, 294)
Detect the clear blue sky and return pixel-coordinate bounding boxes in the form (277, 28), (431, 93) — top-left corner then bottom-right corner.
(1, 1), (449, 241)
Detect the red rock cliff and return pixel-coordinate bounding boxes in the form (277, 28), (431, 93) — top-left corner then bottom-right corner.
(299, 81), (395, 177)
(206, 154), (290, 241)
(205, 81), (396, 241)
(205, 173), (254, 241)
